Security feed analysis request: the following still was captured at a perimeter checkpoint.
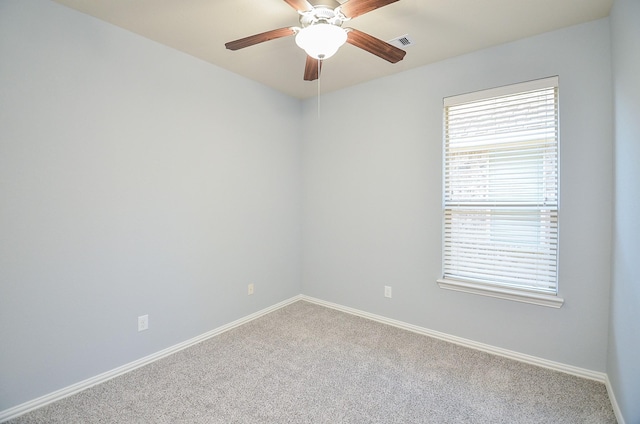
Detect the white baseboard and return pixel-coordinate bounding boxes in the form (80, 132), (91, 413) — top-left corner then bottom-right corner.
(300, 295), (608, 383)
(2, 294), (620, 423)
(0, 295), (303, 423)
(605, 374), (626, 424)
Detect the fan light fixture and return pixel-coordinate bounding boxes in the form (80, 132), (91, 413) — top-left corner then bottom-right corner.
(295, 23), (347, 60)
(225, 0), (407, 82)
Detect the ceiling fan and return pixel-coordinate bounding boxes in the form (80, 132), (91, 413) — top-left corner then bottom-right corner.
(225, 0), (406, 81)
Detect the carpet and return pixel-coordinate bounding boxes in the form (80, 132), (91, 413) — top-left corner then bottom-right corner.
(8, 300), (617, 423)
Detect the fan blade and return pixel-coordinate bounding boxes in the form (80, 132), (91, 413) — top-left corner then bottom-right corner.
(346, 28), (406, 63)
(283, 0), (314, 11)
(340, 0), (400, 19)
(225, 27), (295, 51)
(304, 55), (322, 81)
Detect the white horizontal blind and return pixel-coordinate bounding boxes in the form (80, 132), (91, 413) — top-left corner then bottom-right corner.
(443, 77), (559, 294)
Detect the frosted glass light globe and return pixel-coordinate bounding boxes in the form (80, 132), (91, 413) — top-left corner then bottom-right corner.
(295, 23), (347, 60)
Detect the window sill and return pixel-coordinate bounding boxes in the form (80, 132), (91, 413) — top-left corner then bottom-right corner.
(437, 278), (564, 308)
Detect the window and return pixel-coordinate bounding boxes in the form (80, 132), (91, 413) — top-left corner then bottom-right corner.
(438, 77), (563, 308)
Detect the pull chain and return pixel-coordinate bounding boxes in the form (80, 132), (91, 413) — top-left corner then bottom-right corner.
(317, 58), (321, 120)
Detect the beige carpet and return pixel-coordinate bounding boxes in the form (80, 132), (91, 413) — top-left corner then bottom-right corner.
(9, 300), (616, 423)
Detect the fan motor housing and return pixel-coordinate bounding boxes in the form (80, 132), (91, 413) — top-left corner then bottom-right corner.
(299, 5), (347, 28)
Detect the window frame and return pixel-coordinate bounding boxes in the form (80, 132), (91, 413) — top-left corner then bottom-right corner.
(437, 77), (564, 308)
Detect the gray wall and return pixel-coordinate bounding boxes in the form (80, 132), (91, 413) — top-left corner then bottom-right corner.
(302, 19), (614, 372)
(0, 0), (302, 410)
(608, 0), (640, 421)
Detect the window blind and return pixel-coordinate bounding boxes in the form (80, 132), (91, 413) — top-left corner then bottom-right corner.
(443, 77), (559, 294)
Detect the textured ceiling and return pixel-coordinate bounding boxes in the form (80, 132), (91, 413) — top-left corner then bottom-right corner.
(53, 0), (613, 99)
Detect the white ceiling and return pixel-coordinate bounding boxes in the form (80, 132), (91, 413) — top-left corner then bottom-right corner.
(52, 0), (613, 99)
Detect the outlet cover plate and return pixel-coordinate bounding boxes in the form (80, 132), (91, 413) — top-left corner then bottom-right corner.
(138, 314), (149, 332)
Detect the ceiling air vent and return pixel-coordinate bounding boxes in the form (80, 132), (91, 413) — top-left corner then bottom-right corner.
(388, 34), (414, 49)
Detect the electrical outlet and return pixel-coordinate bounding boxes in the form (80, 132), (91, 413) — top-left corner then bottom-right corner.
(248, 283), (254, 295)
(384, 285), (392, 298)
(138, 315), (149, 332)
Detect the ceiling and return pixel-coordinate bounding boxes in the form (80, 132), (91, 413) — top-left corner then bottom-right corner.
(52, 0), (613, 99)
